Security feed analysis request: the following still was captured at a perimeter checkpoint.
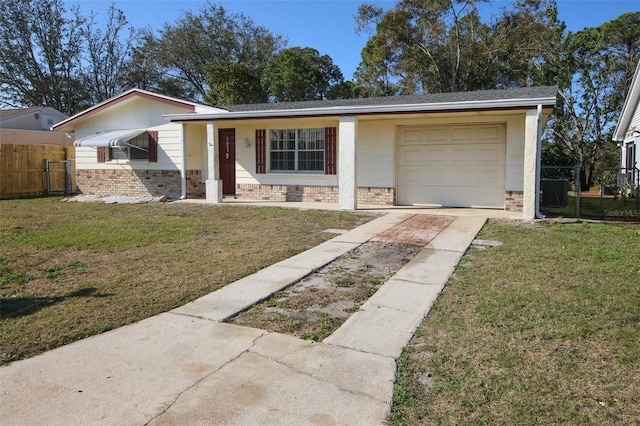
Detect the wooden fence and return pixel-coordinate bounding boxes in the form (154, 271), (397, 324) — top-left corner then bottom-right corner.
(0, 144), (75, 199)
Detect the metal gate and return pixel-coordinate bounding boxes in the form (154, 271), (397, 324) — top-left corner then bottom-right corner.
(45, 159), (75, 195)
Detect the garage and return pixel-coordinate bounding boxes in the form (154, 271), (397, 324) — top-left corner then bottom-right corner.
(396, 124), (506, 208)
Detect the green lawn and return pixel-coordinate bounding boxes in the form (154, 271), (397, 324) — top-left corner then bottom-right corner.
(389, 219), (640, 425)
(0, 197), (370, 365)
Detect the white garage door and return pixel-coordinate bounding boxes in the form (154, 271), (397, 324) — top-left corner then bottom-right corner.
(397, 124), (506, 208)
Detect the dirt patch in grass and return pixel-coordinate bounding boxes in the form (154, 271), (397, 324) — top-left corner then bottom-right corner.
(229, 241), (421, 341)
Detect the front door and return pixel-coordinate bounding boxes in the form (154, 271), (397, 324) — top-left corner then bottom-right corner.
(219, 129), (236, 195)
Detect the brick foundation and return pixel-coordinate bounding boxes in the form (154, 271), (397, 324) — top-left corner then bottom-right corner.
(357, 187), (395, 205)
(505, 191), (524, 211)
(77, 169), (205, 199)
(235, 184), (395, 205)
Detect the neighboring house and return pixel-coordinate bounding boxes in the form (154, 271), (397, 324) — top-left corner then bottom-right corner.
(52, 89), (224, 199)
(613, 60), (640, 181)
(0, 107), (70, 146)
(0, 106), (68, 131)
(54, 86), (558, 220)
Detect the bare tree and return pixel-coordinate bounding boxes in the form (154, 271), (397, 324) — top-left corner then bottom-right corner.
(82, 4), (135, 104)
(0, 0), (86, 114)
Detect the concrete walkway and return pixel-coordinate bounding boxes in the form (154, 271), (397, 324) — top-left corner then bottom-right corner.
(0, 213), (486, 426)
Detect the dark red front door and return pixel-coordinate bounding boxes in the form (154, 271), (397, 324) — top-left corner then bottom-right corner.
(219, 129), (236, 195)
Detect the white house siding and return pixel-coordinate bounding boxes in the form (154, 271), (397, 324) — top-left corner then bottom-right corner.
(618, 101), (640, 169)
(504, 116), (526, 192)
(356, 113), (525, 192)
(191, 110), (532, 208)
(231, 118), (339, 188)
(72, 97), (198, 198)
(185, 123), (206, 172)
(231, 113), (526, 205)
(356, 120), (396, 189)
(628, 101), (640, 168)
(74, 97), (195, 171)
(75, 122), (182, 171)
(629, 101), (640, 132)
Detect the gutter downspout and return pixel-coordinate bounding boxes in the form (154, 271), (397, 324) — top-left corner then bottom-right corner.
(180, 124), (187, 200)
(534, 104), (545, 219)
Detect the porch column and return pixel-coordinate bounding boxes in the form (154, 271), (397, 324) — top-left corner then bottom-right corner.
(180, 123), (187, 199)
(522, 108), (539, 220)
(338, 116), (357, 210)
(205, 121), (223, 203)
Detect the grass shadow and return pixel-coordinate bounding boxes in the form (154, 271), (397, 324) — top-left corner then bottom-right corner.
(0, 288), (113, 320)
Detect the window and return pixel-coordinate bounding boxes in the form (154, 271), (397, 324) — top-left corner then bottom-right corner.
(626, 143), (636, 171)
(269, 128), (324, 172)
(109, 133), (149, 161)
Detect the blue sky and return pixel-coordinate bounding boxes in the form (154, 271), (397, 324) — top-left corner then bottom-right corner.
(71, 0), (639, 80)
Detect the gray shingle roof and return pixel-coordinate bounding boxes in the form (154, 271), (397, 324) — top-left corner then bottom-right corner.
(222, 86), (558, 112)
(0, 107), (42, 122)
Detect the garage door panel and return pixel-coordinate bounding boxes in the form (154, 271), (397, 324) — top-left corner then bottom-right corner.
(423, 146), (447, 163)
(399, 145), (450, 163)
(470, 188), (505, 208)
(398, 166), (447, 185)
(401, 129), (424, 144)
(398, 147), (426, 163)
(477, 125), (504, 141)
(476, 147), (502, 162)
(450, 147), (475, 162)
(446, 168), (472, 185)
(424, 128), (448, 142)
(397, 124), (506, 208)
(451, 127), (474, 142)
(474, 169), (503, 185)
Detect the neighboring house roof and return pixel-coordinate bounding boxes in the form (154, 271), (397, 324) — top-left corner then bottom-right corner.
(166, 86), (558, 122)
(0, 106), (42, 122)
(0, 106), (68, 129)
(52, 88), (225, 132)
(613, 60), (640, 141)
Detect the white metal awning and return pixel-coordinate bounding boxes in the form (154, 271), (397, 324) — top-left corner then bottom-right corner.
(73, 129), (147, 148)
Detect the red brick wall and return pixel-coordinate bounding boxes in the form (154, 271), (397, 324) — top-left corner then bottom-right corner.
(505, 191), (524, 211)
(76, 169), (204, 199)
(235, 184), (395, 205)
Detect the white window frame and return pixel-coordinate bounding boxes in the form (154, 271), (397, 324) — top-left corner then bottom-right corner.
(626, 142), (636, 170)
(269, 128), (325, 173)
(108, 133), (150, 162)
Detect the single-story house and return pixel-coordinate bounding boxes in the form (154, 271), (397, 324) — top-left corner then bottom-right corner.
(52, 89), (224, 198)
(614, 60), (640, 181)
(53, 86), (558, 219)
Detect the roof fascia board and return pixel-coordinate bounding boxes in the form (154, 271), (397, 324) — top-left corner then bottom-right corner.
(613, 60), (640, 141)
(166, 97), (557, 122)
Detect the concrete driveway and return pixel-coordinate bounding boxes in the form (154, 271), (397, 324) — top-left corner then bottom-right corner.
(0, 213), (486, 425)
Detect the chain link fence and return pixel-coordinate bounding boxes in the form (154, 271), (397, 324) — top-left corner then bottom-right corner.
(539, 165), (639, 221)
